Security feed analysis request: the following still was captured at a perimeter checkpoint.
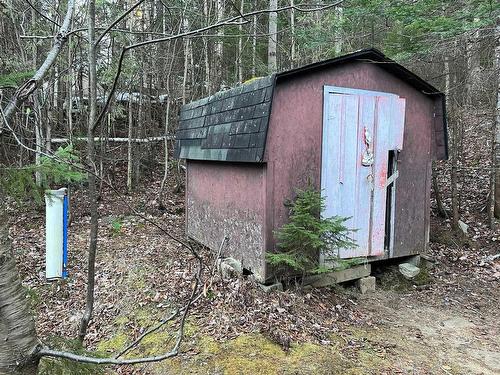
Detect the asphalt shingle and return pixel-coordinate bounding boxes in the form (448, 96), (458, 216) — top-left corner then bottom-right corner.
(174, 75), (275, 162)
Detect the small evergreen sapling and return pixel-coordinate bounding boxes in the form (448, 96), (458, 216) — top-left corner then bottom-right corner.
(0, 144), (87, 203)
(266, 188), (355, 277)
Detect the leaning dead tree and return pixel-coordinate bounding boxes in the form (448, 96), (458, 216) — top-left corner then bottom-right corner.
(0, 0), (75, 126)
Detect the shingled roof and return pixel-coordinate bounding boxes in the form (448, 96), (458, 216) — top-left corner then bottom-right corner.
(173, 75), (275, 163)
(174, 48), (448, 162)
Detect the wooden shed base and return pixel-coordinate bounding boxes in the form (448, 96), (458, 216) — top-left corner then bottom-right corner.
(303, 264), (372, 288)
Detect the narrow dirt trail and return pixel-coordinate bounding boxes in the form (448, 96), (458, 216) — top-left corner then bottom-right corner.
(135, 282), (500, 375)
(355, 290), (500, 374)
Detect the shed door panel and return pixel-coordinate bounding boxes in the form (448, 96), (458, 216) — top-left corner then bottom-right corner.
(321, 87), (406, 259)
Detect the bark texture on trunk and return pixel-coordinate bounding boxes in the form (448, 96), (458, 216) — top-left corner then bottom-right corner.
(252, 7), (257, 77)
(290, 0), (295, 67)
(268, 0), (278, 73)
(432, 163), (447, 218)
(214, 0), (224, 92)
(237, 0), (244, 82)
(493, 15), (500, 220)
(79, 0), (99, 342)
(0, 223), (40, 375)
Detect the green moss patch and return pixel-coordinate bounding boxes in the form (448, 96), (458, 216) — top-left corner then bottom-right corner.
(97, 333), (128, 353)
(39, 337), (106, 375)
(377, 264), (433, 292)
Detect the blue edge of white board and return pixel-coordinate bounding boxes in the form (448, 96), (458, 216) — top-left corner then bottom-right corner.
(62, 194), (68, 278)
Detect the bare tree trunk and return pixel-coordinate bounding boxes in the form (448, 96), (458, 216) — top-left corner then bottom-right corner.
(30, 4), (37, 74)
(0, 221), (41, 374)
(6, 1), (26, 65)
(214, 0), (224, 92)
(268, 0), (278, 73)
(252, 6), (257, 77)
(98, 114), (110, 197)
(32, 95), (44, 186)
(334, 5), (343, 55)
(182, 8), (191, 104)
(290, 0), (295, 68)
(135, 88), (144, 185)
(34, 109), (43, 187)
(203, 0), (211, 95)
(492, 14), (500, 223)
(431, 36), (448, 220)
(237, 0), (244, 82)
(158, 96), (171, 209)
(53, 65), (60, 136)
(450, 124), (460, 230)
(45, 106), (52, 153)
(78, 0), (99, 342)
(158, 34), (178, 206)
(127, 94), (134, 192)
(67, 33), (74, 145)
(445, 47), (459, 230)
(432, 161), (447, 218)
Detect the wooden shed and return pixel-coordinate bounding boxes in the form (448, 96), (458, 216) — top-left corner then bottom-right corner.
(174, 49), (448, 283)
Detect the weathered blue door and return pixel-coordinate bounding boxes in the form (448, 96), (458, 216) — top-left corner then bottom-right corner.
(321, 86), (406, 259)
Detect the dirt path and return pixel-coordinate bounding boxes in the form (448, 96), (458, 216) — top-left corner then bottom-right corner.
(128, 284), (500, 375)
(354, 290), (500, 374)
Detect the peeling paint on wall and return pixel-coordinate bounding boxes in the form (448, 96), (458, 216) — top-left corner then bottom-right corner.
(186, 161), (267, 282)
(187, 198), (265, 281)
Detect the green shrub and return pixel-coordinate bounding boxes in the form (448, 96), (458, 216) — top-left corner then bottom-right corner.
(0, 70), (35, 88)
(0, 144), (87, 203)
(266, 187), (355, 277)
(110, 217), (123, 235)
(38, 144), (87, 187)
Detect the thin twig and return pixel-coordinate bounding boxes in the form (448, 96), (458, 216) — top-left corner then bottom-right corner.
(95, 0), (146, 45)
(92, 1), (343, 131)
(24, 0), (61, 27)
(114, 309), (179, 359)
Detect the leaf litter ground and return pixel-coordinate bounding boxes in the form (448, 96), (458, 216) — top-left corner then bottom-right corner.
(6, 119), (500, 374)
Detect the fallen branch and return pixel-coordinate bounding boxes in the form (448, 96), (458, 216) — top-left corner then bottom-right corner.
(114, 309), (179, 359)
(116, 237), (227, 359)
(51, 136), (173, 144)
(37, 250), (202, 365)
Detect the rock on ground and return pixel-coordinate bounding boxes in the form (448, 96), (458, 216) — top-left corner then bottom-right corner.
(399, 263), (421, 279)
